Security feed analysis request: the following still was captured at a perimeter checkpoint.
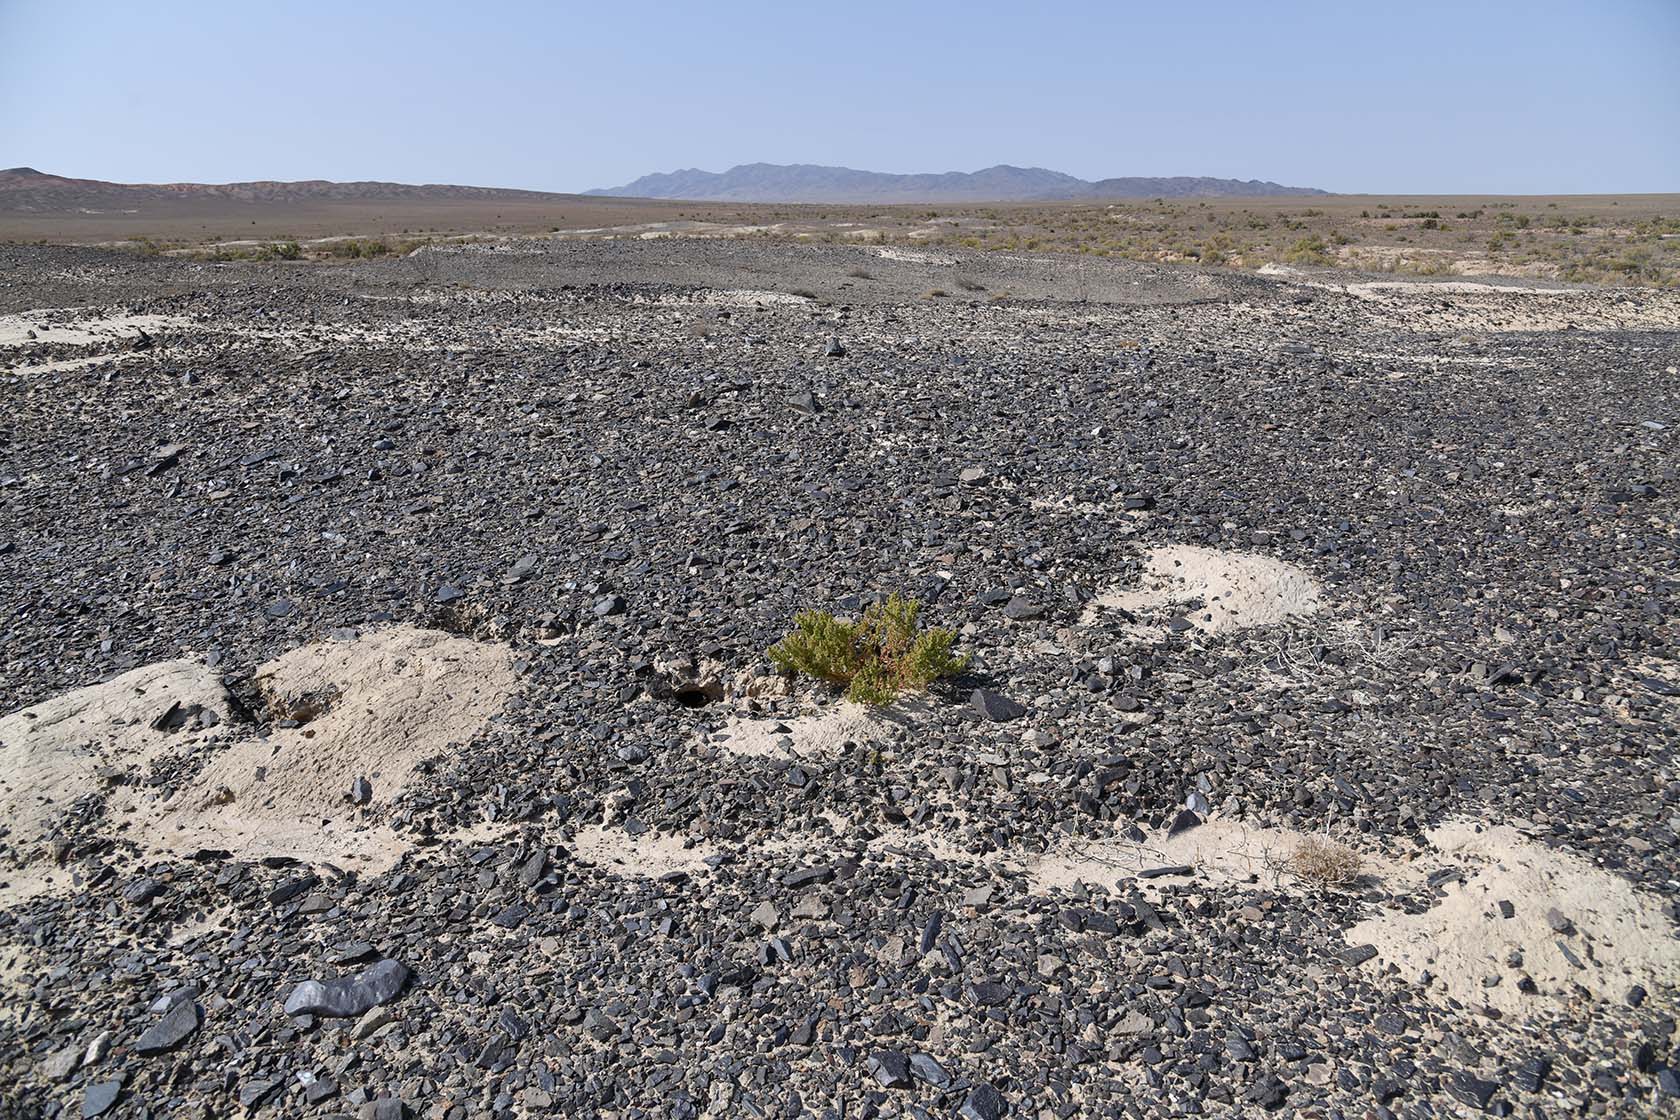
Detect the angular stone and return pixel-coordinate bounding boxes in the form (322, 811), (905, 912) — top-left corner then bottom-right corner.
(782, 865), (834, 888)
(959, 1083), (1006, 1120)
(867, 1050), (912, 1089)
(283, 959), (410, 1018)
(1245, 1074), (1288, 1110)
(1002, 595), (1044, 621)
(971, 689), (1026, 722)
(82, 1080), (122, 1119)
(41, 1046), (80, 1082)
(909, 1052), (950, 1088)
(1166, 808), (1202, 837)
(1447, 1072), (1500, 1110)
(135, 998), (200, 1055)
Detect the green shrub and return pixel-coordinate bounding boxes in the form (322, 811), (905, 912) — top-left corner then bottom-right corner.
(768, 594), (967, 706)
(1284, 235), (1332, 266)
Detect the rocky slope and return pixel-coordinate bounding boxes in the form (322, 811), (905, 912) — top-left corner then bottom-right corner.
(0, 239), (1677, 1120)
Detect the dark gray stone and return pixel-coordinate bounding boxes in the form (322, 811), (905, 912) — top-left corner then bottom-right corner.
(135, 998), (200, 1055)
(959, 1082), (1006, 1120)
(283, 959), (410, 1018)
(82, 1081), (122, 1119)
(970, 689), (1026, 722)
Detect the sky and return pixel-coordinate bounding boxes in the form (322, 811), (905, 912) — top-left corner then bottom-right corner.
(1, 0), (1676, 195)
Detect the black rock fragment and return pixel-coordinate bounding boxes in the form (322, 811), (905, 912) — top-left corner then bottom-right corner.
(283, 959), (410, 1018)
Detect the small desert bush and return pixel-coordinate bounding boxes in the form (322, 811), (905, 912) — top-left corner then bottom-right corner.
(768, 594), (966, 706)
(1283, 236), (1332, 266)
(1286, 835), (1363, 890)
(327, 238), (394, 259)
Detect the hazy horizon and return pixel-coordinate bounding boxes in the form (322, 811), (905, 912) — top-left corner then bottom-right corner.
(2, 0), (1677, 195)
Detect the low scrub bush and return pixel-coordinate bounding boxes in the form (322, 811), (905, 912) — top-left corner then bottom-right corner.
(1283, 236), (1332, 266)
(1286, 835), (1364, 890)
(769, 594), (966, 705)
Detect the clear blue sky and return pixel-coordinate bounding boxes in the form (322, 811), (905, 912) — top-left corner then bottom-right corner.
(2, 0), (1676, 194)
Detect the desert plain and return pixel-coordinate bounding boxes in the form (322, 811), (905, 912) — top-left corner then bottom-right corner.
(1, 219), (1679, 1119)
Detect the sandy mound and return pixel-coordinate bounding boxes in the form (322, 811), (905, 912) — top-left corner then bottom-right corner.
(1348, 822), (1680, 1016)
(0, 659), (232, 866)
(1083, 545), (1323, 635)
(709, 699), (925, 759)
(153, 626), (516, 867)
(0, 626), (517, 900)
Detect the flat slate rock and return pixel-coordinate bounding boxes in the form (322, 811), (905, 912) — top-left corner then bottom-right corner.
(283, 959), (411, 1019)
(134, 999), (200, 1055)
(970, 688), (1026, 721)
(82, 1081), (122, 1119)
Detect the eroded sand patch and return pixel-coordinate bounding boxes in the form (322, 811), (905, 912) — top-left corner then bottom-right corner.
(0, 626), (517, 901)
(0, 310), (193, 348)
(877, 247), (956, 265)
(0, 659), (232, 866)
(157, 626), (515, 864)
(1083, 545), (1323, 635)
(653, 288), (814, 309)
(569, 825), (719, 878)
(1349, 822), (1680, 1016)
(1023, 819), (1394, 895)
(708, 698), (925, 759)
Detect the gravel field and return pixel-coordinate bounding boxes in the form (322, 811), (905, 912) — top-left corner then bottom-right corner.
(2, 238), (1678, 1120)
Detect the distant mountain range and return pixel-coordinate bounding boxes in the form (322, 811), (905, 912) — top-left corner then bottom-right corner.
(0, 167), (568, 212)
(0, 164), (1326, 215)
(588, 163), (1328, 203)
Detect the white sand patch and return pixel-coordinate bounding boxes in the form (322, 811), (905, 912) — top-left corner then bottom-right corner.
(1082, 545), (1323, 635)
(1348, 822), (1680, 1016)
(1341, 280), (1574, 298)
(0, 660), (232, 868)
(656, 289), (813, 308)
(1022, 818), (1395, 896)
(0, 626), (517, 901)
(877, 247), (956, 265)
(152, 626), (516, 867)
(709, 698), (924, 759)
(0, 310), (192, 348)
(569, 825), (718, 878)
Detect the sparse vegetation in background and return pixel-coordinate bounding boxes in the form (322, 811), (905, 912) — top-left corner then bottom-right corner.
(326, 238), (394, 259)
(1283, 235), (1332, 266)
(1286, 835), (1364, 890)
(78, 194), (1680, 288)
(768, 594), (967, 706)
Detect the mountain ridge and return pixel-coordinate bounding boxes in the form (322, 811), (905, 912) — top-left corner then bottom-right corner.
(0, 168), (576, 212)
(588, 162), (1328, 202)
